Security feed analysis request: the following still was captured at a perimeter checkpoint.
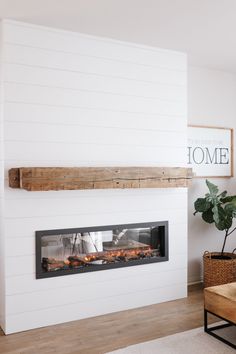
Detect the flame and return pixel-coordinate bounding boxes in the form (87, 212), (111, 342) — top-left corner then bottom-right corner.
(82, 247), (155, 263)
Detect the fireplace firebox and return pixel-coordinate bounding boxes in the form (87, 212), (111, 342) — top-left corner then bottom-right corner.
(36, 221), (168, 279)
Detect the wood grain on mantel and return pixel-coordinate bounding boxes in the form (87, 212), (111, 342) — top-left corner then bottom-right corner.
(8, 167), (193, 191)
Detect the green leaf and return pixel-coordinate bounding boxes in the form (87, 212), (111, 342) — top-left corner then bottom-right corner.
(214, 206), (233, 231)
(224, 203), (236, 217)
(206, 179), (219, 196)
(218, 191), (227, 199)
(215, 216), (233, 231)
(215, 219), (232, 231)
(212, 205), (220, 224)
(194, 198), (211, 213)
(222, 196), (236, 204)
(225, 217), (233, 229)
(202, 209), (214, 223)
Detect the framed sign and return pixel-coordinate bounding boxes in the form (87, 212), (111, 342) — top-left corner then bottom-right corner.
(187, 125), (233, 177)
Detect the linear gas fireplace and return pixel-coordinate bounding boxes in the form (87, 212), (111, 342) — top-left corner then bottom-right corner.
(36, 221), (168, 279)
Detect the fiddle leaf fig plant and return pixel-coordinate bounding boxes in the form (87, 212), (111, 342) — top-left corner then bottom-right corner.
(193, 180), (236, 255)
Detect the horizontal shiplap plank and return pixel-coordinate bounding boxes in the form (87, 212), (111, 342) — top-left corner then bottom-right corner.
(6, 268), (186, 315)
(5, 121), (186, 147)
(4, 61), (186, 92)
(0, 121), (3, 136)
(4, 192), (187, 218)
(4, 207), (187, 239)
(4, 102), (187, 132)
(5, 282), (186, 334)
(5, 82), (187, 116)
(5, 255), (186, 296)
(5, 141), (186, 164)
(3, 21), (187, 71)
(3, 45), (186, 86)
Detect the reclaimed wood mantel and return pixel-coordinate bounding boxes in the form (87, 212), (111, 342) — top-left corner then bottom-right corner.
(8, 167), (193, 191)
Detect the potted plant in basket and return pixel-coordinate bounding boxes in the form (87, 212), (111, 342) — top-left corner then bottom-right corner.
(193, 180), (236, 287)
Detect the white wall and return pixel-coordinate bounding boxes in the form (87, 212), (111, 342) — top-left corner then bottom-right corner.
(0, 20), (188, 334)
(0, 23), (6, 331)
(188, 66), (236, 283)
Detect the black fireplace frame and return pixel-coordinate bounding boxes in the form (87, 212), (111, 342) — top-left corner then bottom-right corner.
(36, 221), (169, 279)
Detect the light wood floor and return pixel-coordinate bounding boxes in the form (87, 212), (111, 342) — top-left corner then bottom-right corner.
(0, 284), (215, 354)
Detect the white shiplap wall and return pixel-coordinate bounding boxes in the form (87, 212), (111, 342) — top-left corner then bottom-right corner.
(1, 20), (188, 334)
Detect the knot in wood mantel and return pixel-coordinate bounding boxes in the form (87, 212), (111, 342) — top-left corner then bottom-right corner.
(8, 167), (193, 191)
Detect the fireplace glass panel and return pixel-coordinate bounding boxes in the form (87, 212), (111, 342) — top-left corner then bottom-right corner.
(36, 222), (168, 278)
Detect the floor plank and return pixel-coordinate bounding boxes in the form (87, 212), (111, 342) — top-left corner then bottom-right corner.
(0, 284), (215, 354)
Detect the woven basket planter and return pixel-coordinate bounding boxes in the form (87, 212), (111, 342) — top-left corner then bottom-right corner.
(203, 251), (236, 288)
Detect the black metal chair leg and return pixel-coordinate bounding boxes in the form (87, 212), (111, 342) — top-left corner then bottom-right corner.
(204, 309), (208, 332)
(204, 309), (236, 349)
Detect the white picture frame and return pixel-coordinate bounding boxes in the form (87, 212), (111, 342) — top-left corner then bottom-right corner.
(187, 125), (234, 178)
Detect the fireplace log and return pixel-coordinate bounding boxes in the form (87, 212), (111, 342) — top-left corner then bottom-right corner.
(67, 256), (87, 266)
(9, 167), (193, 191)
(42, 258), (70, 271)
